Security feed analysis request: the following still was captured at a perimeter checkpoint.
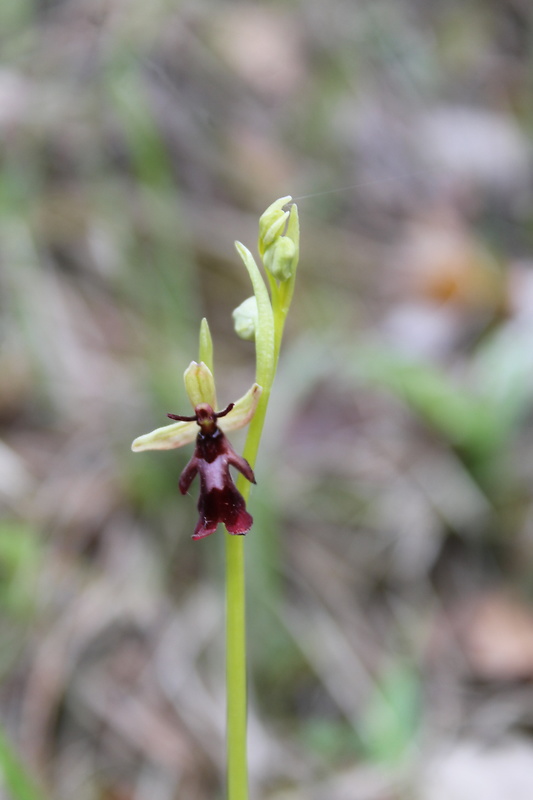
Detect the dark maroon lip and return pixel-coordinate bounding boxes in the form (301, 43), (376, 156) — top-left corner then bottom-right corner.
(169, 403), (255, 539)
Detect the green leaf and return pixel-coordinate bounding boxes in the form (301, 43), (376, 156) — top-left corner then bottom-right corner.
(474, 325), (533, 431)
(358, 349), (502, 459)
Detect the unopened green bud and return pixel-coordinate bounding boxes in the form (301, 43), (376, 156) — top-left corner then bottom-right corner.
(263, 235), (297, 281)
(232, 296), (258, 341)
(258, 196), (292, 257)
(262, 212), (289, 249)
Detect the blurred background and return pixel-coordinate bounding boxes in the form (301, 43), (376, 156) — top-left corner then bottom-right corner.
(2, 0), (533, 798)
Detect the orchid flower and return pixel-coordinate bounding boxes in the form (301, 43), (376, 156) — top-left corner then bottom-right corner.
(132, 358), (261, 539)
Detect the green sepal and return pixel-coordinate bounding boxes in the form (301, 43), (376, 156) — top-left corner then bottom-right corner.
(218, 383), (263, 433)
(184, 361), (217, 409)
(131, 383), (262, 452)
(131, 419), (198, 452)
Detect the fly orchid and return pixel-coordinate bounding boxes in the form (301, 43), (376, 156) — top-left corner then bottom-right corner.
(167, 402), (256, 539)
(131, 197), (299, 799)
(132, 357), (261, 539)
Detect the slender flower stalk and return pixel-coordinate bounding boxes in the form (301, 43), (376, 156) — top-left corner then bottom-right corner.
(227, 197), (299, 799)
(131, 197), (299, 800)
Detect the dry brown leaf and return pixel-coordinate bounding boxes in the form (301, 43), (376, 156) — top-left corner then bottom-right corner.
(403, 214), (508, 313)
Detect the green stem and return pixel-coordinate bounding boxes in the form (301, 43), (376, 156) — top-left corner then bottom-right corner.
(225, 318), (289, 800)
(225, 534), (248, 800)
(225, 387), (270, 800)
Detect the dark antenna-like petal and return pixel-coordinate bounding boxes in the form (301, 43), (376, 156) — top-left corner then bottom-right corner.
(215, 402), (235, 419)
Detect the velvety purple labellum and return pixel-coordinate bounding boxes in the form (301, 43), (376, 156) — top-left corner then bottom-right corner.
(168, 403), (256, 540)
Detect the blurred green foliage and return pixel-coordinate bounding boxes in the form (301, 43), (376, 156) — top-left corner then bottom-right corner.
(0, 523), (41, 621)
(359, 660), (420, 766)
(0, 726), (48, 800)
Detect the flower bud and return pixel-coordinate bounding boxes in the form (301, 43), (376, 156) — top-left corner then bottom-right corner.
(232, 296), (258, 341)
(258, 196), (292, 257)
(263, 235), (297, 282)
(262, 212), (289, 249)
